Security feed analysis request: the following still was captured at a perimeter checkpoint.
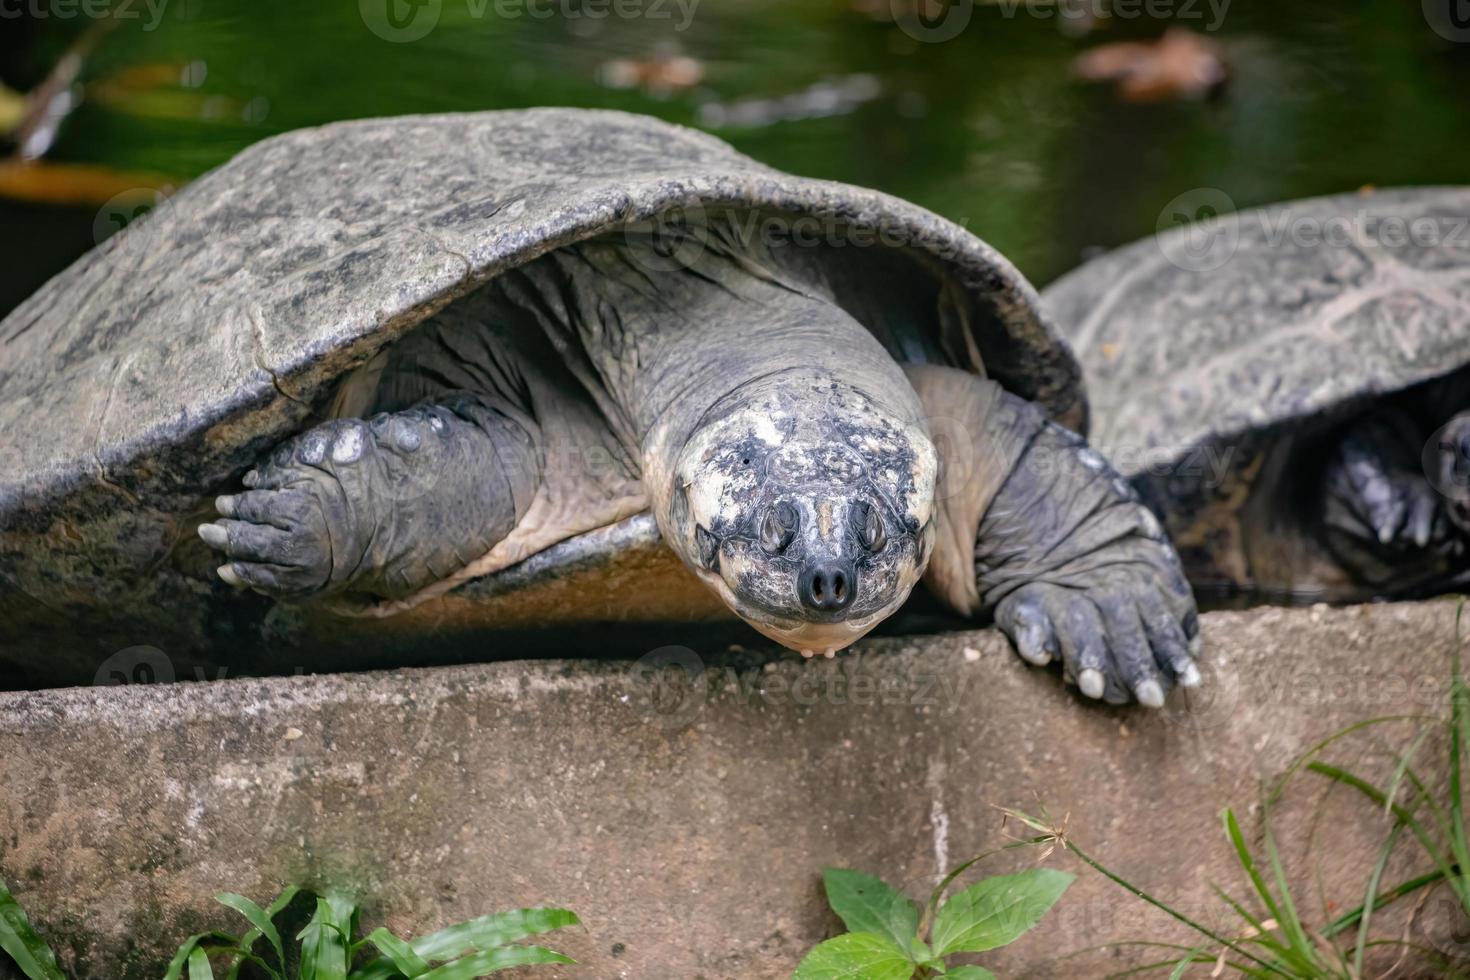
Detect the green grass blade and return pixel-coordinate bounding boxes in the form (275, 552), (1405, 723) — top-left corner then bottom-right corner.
(1167, 944), (1209, 980)
(187, 947), (216, 980)
(362, 927), (433, 977)
(1269, 715), (1433, 806)
(1053, 837), (1286, 976)
(0, 877), (65, 980)
(1259, 819), (1315, 968)
(409, 908), (579, 963)
(1352, 821), (1403, 976)
(1322, 868), (1444, 938)
(1223, 810), (1284, 927)
(1305, 762), (1458, 884)
(215, 893), (287, 969)
(1382, 729), (1432, 818)
(351, 908), (581, 980)
(417, 944), (573, 978)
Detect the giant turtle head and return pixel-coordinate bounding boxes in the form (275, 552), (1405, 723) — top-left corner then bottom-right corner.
(667, 376), (936, 655)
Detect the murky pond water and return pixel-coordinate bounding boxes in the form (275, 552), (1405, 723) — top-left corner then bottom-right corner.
(4, 0), (1470, 316)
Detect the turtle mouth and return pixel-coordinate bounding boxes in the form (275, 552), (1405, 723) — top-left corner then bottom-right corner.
(691, 563), (905, 656)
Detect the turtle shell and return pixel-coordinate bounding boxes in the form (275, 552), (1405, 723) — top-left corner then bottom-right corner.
(1042, 187), (1470, 597)
(0, 109), (1082, 682)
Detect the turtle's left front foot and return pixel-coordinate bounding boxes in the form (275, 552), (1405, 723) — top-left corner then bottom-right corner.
(978, 407), (1201, 707)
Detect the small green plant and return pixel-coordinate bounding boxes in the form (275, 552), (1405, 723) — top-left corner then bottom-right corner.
(0, 880), (579, 980)
(792, 859), (1073, 979)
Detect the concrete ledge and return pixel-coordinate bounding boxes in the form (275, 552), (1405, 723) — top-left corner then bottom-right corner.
(2, 600), (1468, 978)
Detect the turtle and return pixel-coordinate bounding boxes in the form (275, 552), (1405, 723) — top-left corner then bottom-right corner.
(1041, 187), (1470, 605)
(0, 108), (1199, 704)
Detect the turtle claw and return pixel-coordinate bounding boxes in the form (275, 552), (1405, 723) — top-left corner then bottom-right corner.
(197, 522), (228, 549)
(1134, 679), (1165, 709)
(1078, 668), (1105, 699)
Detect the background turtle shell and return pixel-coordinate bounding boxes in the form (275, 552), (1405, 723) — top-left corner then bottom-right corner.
(1042, 187), (1470, 599)
(1044, 187), (1470, 468)
(0, 108), (1082, 682)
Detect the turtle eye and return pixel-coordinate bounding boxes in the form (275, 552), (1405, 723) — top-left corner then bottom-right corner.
(760, 502), (798, 555)
(853, 502), (887, 553)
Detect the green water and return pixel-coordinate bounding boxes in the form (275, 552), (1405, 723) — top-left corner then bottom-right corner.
(4, 0), (1470, 315)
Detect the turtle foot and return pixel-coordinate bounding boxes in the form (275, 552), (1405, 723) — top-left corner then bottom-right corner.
(975, 406), (1202, 709)
(199, 418), (374, 600)
(199, 403), (539, 602)
(1325, 410), (1446, 552)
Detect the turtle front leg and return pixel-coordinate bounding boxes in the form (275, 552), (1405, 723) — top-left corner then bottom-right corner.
(976, 406), (1201, 707)
(198, 397), (540, 600)
(911, 364), (1200, 707)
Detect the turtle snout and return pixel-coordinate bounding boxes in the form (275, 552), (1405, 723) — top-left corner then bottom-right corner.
(798, 559), (857, 614)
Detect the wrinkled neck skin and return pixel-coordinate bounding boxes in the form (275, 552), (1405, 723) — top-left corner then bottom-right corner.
(590, 227), (940, 654)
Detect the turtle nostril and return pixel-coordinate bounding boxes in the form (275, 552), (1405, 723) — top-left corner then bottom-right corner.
(799, 561), (856, 614)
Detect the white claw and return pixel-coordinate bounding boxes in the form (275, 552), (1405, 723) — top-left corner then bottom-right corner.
(1016, 623), (1052, 666)
(217, 564), (244, 587)
(215, 495), (237, 517)
(1135, 679), (1165, 708)
(198, 523), (228, 549)
(1179, 663), (1203, 688)
(1079, 668), (1105, 700)
(1188, 636), (1202, 658)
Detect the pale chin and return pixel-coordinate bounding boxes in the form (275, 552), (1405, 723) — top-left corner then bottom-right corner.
(694, 567), (905, 658)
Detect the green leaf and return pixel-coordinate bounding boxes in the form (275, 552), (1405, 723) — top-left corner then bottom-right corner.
(216, 893), (286, 968)
(363, 927), (433, 977)
(416, 944), (573, 978)
(351, 907), (580, 980)
(821, 869), (919, 957)
(226, 887), (299, 980)
(931, 869), (1073, 956)
(944, 968), (997, 980)
(0, 877), (65, 980)
(299, 895), (354, 980)
(187, 947), (216, 980)
(792, 932), (915, 980)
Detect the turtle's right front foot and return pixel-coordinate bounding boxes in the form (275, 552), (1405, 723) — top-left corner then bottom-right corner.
(198, 401), (539, 601)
